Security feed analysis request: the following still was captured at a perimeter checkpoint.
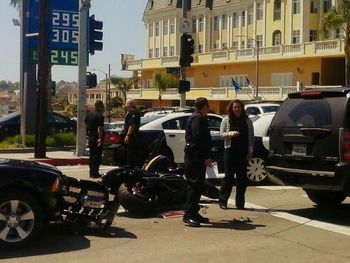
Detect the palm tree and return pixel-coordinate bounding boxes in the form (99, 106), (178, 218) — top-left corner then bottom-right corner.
(110, 76), (139, 103)
(10, 0), (20, 9)
(321, 0), (350, 85)
(153, 73), (168, 104)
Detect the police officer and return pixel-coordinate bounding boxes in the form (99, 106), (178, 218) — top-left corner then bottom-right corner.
(183, 97), (212, 227)
(123, 99), (141, 167)
(85, 100), (105, 178)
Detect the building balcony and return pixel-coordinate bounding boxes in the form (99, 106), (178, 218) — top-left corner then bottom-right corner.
(125, 39), (345, 71)
(126, 85), (303, 102)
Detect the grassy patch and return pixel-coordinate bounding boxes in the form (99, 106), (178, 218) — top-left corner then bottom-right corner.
(0, 133), (76, 149)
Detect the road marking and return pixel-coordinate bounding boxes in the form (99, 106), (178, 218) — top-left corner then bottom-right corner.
(225, 199), (350, 237)
(256, 186), (299, 191)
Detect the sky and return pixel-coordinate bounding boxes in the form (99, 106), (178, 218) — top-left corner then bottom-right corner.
(0, 0), (146, 83)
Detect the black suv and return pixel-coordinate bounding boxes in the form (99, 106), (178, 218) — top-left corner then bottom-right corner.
(266, 87), (350, 206)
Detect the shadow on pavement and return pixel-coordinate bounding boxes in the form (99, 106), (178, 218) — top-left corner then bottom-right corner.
(0, 224), (136, 259)
(273, 203), (350, 227)
(203, 219), (266, 231)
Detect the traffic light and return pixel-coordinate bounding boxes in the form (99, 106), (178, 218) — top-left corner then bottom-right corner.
(180, 33), (195, 67)
(86, 72), (97, 88)
(178, 80), (190, 93)
(88, 15), (103, 55)
(50, 81), (56, 96)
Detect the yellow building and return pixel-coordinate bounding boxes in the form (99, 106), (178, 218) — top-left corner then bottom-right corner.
(124, 0), (345, 114)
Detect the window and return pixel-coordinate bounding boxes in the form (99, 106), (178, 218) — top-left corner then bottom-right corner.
(323, 0), (331, 13)
(148, 0), (154, 10)
(148, 48), (153, 58)
(163, 20), (168, 35)
(222, 42), (228, 49)
(198, 17), (204, 32)
(148, 23), (153, 37)
(274, 0), (281, 21)
(192, 17), (197, 33)
(207, 116), (222, 132)
(310, 0), (318, 13)
(222, 15), (227, 30)
(247, 39), (253, 48)
(96, 94), (101, 99)
(163, 47), (168, 57)
(336, 29), (344, 39)
(257, 3), (263, 20)
(170, 46), (175, 56)
(232, 13), (238, 27)
(162, 117), (188, 130)
(273, 30), (281, 46)
(213, 16), (218, 31)
(198, 44), (204, 53)
(292, 30), (300, 44)
(256, 34), (263, 47)
(155, 48), (159, 57)
(271, 72), (293, 86)
(248, 6), (254, 24)
(220, 75), (247, 88)
(309, 30), (317, 42)
(241, 11), (246, 27)
(293, 0), (300, 14)
(232, 41), (238, 49)
(214, 43), (219, 50)
(170, 19), (175, 34)
(90, 94), (94, 99)
(241, 40), (245, 49)
(155, 22), (159, 36)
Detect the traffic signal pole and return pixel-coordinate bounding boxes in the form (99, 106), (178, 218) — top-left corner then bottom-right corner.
(76, 0), (90, 156)
(180, 0), (188, 108)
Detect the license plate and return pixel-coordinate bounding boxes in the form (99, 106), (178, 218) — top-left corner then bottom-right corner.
(292, 144), (307, 156)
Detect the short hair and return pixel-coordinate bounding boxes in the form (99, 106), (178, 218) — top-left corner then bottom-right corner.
(125, 99), (135, 108)
(194, 97), (209, 110)
(95, 100), (104, 109)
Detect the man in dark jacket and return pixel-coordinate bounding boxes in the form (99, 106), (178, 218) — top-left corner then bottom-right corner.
(123, 99), (141, 167)
(183, 97), (212, 227)
(85, 100), (105, 178)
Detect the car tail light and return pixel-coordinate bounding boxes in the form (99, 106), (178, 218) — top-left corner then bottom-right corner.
(340, 128), (350, 161)
(300, 91), (322, 98)
(50, 178), (60, 192)
(105, 133), (122, 144)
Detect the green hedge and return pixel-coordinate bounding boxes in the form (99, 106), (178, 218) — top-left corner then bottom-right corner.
(0, 133), (76, 149)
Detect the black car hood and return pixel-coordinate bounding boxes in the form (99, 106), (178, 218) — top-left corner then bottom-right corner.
(0, 158), (61, 175)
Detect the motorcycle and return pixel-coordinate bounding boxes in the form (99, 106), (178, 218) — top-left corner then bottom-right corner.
(101, 155), (219, 216)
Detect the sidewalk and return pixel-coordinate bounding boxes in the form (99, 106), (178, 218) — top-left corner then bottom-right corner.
(0, 150), (89, 166)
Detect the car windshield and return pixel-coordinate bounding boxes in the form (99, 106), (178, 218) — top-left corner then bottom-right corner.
(261, 105), (280, 113)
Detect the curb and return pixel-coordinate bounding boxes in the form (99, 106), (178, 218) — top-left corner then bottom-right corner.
(34, 157), (89, 166)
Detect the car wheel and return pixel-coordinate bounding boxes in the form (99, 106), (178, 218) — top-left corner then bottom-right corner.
(305, 190), (347, 206)
(246, 158), (269, 184)
(0, 192), (43, 249)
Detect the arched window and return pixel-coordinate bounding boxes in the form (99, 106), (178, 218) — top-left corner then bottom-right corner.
(273, 30), (281, 46)
(274, 0), (281, 21)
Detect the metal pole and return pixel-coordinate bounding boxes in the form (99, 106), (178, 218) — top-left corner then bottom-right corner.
(35, 0), (49, 158)
(256, 42), (259, 100)
(76, 0), (90, 156)
(108, 63), (111, 122)
(105, 72), (108, 119)
(180, 0), (187, 108)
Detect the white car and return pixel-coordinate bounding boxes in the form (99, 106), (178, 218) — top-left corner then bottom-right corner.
(245, 103), (280, 116)
(140, 112), (222, 164)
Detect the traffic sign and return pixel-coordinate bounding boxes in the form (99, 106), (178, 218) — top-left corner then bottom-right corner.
(179, 18), (192, 33)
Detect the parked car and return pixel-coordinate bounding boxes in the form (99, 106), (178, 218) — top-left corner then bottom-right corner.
(245, 103), (280, 116)
(247, 112), (275, 183)
(266, 87), (350, 206)
(0, 112), (76, 140)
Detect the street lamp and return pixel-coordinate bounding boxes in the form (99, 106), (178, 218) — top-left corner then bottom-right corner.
(91, 67), (110, 122)
(237, 35), (260, 101)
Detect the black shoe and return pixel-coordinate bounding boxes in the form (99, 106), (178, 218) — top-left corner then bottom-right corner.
(183, 216), (200, 227)
(194, 214), (209, 223)
(219, 203), (228, 210)
(236, 206), (245, 210)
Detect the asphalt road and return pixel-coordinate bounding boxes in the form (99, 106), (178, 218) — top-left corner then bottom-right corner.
(1, 165), (349, 263)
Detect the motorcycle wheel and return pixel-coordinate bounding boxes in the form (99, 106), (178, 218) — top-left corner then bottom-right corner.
(118, 182), (156, 216)
(202, 182), (219, 199)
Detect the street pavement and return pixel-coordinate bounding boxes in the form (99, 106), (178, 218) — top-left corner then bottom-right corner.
(0, 165), (349, 262)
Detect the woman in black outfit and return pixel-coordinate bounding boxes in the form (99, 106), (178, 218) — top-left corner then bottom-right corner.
(218, 100), (254, 209)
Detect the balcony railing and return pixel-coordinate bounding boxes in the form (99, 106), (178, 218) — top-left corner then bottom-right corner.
(124, 39), (345, 70)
